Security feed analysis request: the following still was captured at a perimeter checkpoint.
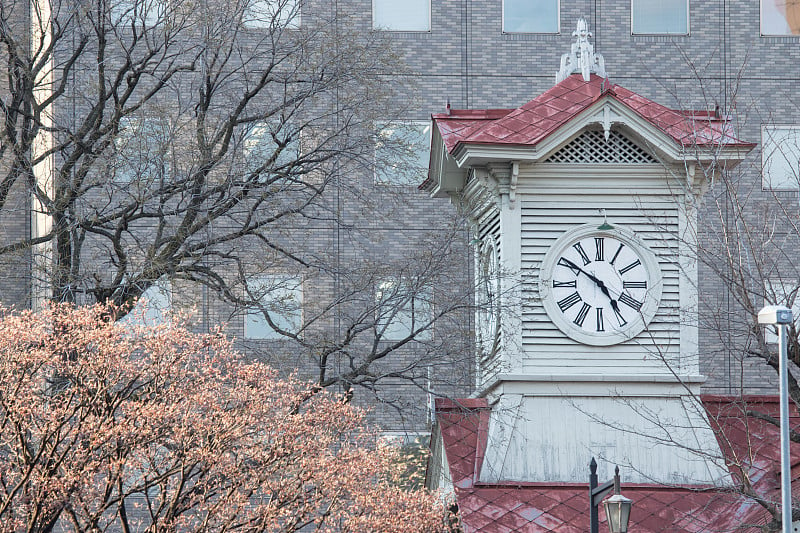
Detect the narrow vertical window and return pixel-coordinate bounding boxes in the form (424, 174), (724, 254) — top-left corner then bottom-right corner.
(762, 126), (800, 190)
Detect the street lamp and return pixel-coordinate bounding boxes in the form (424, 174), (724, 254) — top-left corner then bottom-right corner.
(589, 458), (633, 533)
(758, 304), (793, 533)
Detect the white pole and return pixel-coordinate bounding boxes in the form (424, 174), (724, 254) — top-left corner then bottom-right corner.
(779, 322), (792, 533)
(759, 305), (794, 532)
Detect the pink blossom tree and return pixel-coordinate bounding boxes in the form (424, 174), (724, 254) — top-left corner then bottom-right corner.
(0, 304), (451, 533)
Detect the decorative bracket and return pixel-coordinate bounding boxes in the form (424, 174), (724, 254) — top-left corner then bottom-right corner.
(487, 163), (517, 210)
(588, 103), (625, 141)
(509, 161), (519, 208)
(556, 18), (607, 84)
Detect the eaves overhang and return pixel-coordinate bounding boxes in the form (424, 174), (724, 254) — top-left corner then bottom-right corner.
(450, 95), (754, 169)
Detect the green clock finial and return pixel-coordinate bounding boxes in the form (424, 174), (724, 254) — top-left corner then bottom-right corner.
(597, 209), (614, 230)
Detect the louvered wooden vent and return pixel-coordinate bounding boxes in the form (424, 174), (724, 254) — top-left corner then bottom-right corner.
(545, 129), (656, 164)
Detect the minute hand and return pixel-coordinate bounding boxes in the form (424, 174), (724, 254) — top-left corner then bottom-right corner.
(558, 257), (614, 300)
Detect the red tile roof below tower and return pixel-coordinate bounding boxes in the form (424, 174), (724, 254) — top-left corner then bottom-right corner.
(432, 74), (753, 154)
(432, 396), (800, 532)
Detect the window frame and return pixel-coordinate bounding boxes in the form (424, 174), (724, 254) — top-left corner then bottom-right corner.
(244, 274), (304, 340)
(375, 279), (433, 342)
(110, 0), (168, 28)
(761, 0), (800, 36)
(372, 0), (431, 32)
(242, 120), (303, 174)
(374, 120), (432, 186)
(501, 0), (560, 34)
(761, 124), (800, 191)
(120, 278), (173, 327)
(630, 0), (690, 36)
(242, 0), (301, 30)
(112, 115), (173, 184)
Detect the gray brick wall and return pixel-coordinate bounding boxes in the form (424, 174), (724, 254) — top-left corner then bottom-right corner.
(358, 0), (799, 400)
(6, 0), (800, 435)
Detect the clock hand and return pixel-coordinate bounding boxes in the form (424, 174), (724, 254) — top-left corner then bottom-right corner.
(556, 256), (638, 330)
(558, 257), (614, 298)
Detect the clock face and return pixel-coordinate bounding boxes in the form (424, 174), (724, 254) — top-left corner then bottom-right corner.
(539, 225), (662, 346)
(477, 241), (501, 358)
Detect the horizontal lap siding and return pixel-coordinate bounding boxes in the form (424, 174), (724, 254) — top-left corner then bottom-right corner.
(519, 171), (683, 375)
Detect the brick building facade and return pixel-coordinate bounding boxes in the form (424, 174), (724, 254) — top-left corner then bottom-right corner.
(2, 0), (798, 438)
(365, 0), (795, 400)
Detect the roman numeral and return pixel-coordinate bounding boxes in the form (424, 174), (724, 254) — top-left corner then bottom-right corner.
(619, 292), (643, 311)
(557, 291), (582, 312)
(618, 259), (641, 275)
(623, 281), (647, 289)
(596, 307), (605, 332)
(558, 257), (581, 275)
(613, 304), (627, 326)
(594, 237), (604, 262)
(610, 243), (625, 265)
(553, 280), (577, 288)
(574, 303), (591, 327)
(573, 243), (591, 266)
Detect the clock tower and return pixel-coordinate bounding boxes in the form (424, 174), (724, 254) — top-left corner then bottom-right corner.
(425, 20), (754, 485)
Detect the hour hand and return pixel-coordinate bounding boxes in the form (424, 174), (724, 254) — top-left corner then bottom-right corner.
(589, 272), (615, 300)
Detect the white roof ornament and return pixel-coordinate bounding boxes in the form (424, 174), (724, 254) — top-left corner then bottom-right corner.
(556, 18), (607, 84)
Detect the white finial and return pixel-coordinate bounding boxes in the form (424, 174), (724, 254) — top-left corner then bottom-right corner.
(555, 18), (607, 84)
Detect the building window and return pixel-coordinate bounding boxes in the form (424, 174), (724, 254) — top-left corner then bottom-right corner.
(764, 279), (800, 344)
(111, 0), (168, 27)
(762, 126), (800, 190)
(375, 121), (431, 186)
(243, 121), (302, 174)
(503, 0), (559, 33)
(113, 116), (171, 183)
(631, 0), (689, 34)
(762, 0), (800, 35)
(121, 279), (172, 327)
(244, 275), (303, 339)
(243, 0), (300, 29)
(373, 0), (430, 31)
(375, 280), (432, 341)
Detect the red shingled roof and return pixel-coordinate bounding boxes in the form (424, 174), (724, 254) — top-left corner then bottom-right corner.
(433, 74), (752, 154)
(433, 396), (800, 533)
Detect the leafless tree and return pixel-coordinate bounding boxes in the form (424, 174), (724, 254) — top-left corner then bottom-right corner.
(0, 0), (475, 411)
(597, 59), (800, 530)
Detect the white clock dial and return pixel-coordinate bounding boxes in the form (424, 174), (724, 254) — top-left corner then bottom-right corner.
(477, 241), (501, 358)
(539, 224), (662, 346)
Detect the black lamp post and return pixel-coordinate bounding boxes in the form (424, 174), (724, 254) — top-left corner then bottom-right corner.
(589, 458), (633, 533)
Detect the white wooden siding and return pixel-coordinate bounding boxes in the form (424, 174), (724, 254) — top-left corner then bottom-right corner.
(478, 394), (726, 484)
(516, 165), (688, 376)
